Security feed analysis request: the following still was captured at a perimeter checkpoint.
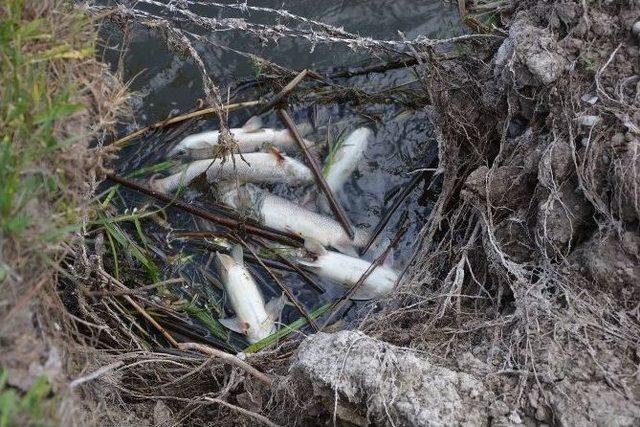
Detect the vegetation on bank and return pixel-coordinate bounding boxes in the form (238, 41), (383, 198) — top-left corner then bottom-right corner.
(0, 1), (125, 424)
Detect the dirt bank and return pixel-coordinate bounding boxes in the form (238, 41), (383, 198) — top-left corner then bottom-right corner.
(334, 0), (640, 424)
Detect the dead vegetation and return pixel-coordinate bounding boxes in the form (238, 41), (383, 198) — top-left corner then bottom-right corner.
(3, 0), (639, 425)
(0, 0), (128, 425)
(360, 0), (640, 424)
(70, 0), (639, 424)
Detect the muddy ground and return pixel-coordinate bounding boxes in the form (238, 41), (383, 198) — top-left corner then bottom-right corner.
(2, 0), (639, 425)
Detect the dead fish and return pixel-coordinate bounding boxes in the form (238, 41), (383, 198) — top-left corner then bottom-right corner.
(150, 151), (313, 193)
(318, 127), (372, 212)
(216, 245), (285, 343)
(222, 185), (369, 255)
(298, 239), (398, 300)
(324, 127), (372, 193)
(168, 116), (314, 158)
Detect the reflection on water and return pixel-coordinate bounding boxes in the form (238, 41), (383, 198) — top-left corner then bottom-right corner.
(100, 0), (461, 345)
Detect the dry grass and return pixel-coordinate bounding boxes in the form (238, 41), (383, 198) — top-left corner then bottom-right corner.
(0, 0), (128, 424)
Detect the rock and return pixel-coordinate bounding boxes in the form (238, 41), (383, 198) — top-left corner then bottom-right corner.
(578, 115), (601, 127)
(494, 20), (568, 88)
(632, 21), (640, 38)
(580, 92), (598, 105)
(289, 331), (492, 426)
(536, 182), (592, 253)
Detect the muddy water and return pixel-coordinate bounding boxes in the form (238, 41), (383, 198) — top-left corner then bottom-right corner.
(101, 1), (462, 347)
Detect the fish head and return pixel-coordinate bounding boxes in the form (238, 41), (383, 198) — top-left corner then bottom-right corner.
(245, 293), (285, 343)
(214, 252), (236, 283)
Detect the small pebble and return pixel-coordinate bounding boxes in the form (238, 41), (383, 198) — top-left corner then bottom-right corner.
(633, 21), (640, 38)
(579, 115), (601, 127)
(581, 92), (598, 105)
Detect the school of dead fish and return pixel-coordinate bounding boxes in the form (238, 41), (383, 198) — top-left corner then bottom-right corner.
(152, 117), (400, 343)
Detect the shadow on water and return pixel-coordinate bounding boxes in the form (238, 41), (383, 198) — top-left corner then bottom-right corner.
(98, 1), (462, 350)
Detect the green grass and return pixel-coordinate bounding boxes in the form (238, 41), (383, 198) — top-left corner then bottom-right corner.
(0, 2), (120, 424)
(244, 302), (331, 353)
(322, 128), (348, 177)
(0, 367), (56, 427)
(0, 1), (94, 242)
(181, 296), (229, 341)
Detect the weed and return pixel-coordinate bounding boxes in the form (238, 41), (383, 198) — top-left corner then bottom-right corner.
(0, 367), (56, 427)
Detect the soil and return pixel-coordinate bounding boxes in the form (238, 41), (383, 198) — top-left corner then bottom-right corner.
(325, 0), (640, 425)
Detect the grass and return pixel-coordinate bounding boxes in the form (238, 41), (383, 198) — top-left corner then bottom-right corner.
(322, 128), (348, 177)
(0, 367), (56, 427)
(0, 1), (92, 243)
(244, 302), (331, 353)
(0, 1), (127, 424)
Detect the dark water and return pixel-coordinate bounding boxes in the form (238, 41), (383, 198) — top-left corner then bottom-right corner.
(100, 0), (462, 348)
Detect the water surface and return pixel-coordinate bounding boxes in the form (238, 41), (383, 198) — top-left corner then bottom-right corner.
(100, 0), (461, 347)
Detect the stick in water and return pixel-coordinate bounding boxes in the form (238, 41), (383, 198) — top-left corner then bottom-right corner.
(362, 168), (431, 254)
(112, 100), (263, 147)
(277, 108), (355, 240)
(106, 174), (303, 247)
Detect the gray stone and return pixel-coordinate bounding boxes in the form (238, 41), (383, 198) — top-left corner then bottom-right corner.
(289, 331), (492, 426)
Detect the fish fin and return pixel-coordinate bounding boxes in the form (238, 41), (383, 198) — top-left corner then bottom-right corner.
(295, 122), (313, 136)
(304, 238), (327, 256)
(230, 245), (244, 264)
(265, 294), (286, 322)
(333, 243), (358, 257)
(219, 316), (249, 334)
(242, 116), (263, 133)
(349, 288), (376, 300)
(296, 259), (319, 270)
(268, 147), (285, 164)
(215, 251), (236, 271)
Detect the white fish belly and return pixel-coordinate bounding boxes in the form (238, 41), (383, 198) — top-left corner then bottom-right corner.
(260, 194), (346, 247)
(313, 251), (398, 298)
(154, 159), (218, 192)
(205, 153), (311, 185)
(224, 265), (270, 335)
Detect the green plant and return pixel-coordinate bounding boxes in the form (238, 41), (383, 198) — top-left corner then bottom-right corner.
(0, 1), (91, 238)
(0, 367), (56, 427)
(322, 128), (348, 177)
